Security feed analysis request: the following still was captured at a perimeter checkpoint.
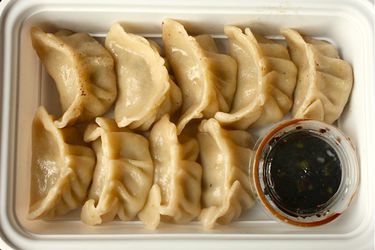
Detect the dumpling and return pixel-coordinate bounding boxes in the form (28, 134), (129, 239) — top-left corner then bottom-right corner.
(162, 19), (237, 134)
(31, 27), (117, 128)
(215, 26), (297, 129)
(281, 29), (353, 123)
(138, 115), (202, 229)
(81, 117), (153, 225)
(197, 118), (255, 229)
(29, 106), (95, 219)
(195, 34), (237, 108)
(105, 23), (182, 131)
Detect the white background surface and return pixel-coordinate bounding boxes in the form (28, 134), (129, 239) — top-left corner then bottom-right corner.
(0, 237), (12, 250)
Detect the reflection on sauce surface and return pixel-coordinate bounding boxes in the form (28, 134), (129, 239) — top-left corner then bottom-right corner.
(264, 131), (342, 217)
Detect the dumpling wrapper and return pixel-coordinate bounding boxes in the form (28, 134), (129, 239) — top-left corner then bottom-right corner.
(81, 117), (153, 225)
(281, 28), (353, 123)
(138, 115), (202, 229)
(31, 27), (117, 128)
(198, 118), (255, 229)
(215, 26), (297, 129)
(29, 106), (95, 219)
(105, 23), (182, 131)
(162, 19), (237, 134)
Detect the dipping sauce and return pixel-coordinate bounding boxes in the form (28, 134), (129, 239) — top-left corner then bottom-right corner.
(264, 131), (342, 217)
(253, 119), (359, 227)
(254, 119), (359, 227)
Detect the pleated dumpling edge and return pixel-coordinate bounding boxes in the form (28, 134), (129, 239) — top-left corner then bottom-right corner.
(138, 114), (202, 229)
(198, 118), (255, 229)
(281, 28), (353, 124)
(81, 117), (154, 225)
(105, 23), (182, 131)
(162, 19), (237, 134)
(215, 26), (297, 129)
(30, 27), (117, 128)
(29, 106), (95, 220)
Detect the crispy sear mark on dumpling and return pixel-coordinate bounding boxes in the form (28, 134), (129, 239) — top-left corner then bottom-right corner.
(29, 106), (95, 219)
(215, 26), (297, 129)
(197, 118), (255, 229)
(31, 27), (117, 128)
(138, 115), (202, 229)
(281, 29), (353, 124)
(105, 23), (182, 131)
(162, 19), (237, 134)
(81, 117), (153, 225)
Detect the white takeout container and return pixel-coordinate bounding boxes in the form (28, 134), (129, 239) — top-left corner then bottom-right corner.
(0, 0), (374, 249)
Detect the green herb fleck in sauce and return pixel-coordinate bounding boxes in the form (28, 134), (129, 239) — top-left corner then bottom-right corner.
(264, 131), (342, 217)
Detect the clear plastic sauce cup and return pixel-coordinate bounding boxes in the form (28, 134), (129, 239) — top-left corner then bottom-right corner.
(251, 119), (360, 227)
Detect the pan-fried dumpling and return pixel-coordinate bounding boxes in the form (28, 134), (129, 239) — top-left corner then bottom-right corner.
(29, 106), (95, 219)
(138, 115), (202, 229)
(281, 29), (353, 123)
(81, 117), (153, 225)
(105, 23), (182, 131)
(215, 26), (297, 129)
(197, 119), (255, 229)
(195, 34), (237, 108)
(162, 19), (237, 134)
(31, 27), (117, 128)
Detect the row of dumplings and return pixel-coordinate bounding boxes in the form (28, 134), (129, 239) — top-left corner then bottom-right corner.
(31, 107), (253, 229)
(29, 19), (353, 229)
(31, 19), (353, 132)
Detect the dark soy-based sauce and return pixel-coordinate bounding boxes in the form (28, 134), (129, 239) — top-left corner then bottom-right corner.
(264, 131), (342, 217)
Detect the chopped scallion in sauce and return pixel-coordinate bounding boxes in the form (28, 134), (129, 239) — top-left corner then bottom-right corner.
(264, 131), (342, 217)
